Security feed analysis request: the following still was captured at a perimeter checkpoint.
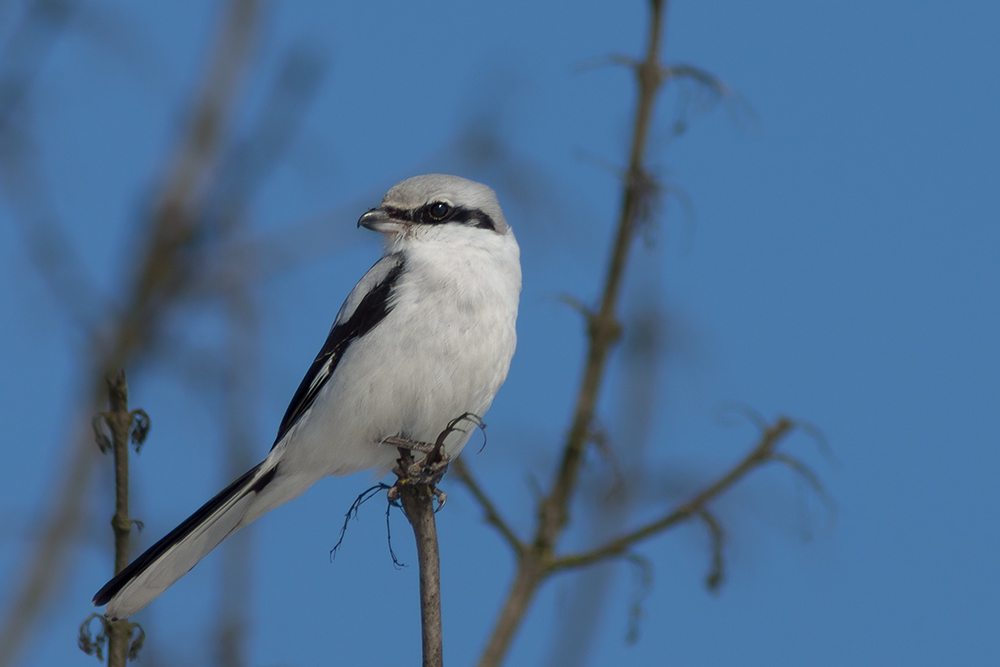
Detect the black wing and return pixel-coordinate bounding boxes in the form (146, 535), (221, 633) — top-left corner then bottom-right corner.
(272, 253), (406, 446)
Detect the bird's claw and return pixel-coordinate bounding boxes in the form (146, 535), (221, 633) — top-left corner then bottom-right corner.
(387, 434), (451, 510)
(432, 487), (447, 511)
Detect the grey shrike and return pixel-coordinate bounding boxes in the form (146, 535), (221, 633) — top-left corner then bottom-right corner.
(93, 174), (521, 619)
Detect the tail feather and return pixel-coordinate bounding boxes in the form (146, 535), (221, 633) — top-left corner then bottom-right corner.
(93, 460), (278, 620)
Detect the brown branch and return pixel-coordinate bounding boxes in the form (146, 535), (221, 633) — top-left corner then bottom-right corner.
(547, 418), (794, 574)
(0, 131), (107, 333)
(538, 0), (669, 544)
(0, 0), (70, 125)
(0, 0), (104, 333)
(395, 451), (444, 667)
(215, 280), (260, 667)
(105, 373), (132, 667)
(698, 510), (726, 591)
(122, 0), (261, 326)
(450, 459), (524, 557)
(78, 373), (149, 665)
(475, 3), (672, 666)
(102, 371), (144, 666)
(0, 2), (263, 664)
(476, 554), (548, 667)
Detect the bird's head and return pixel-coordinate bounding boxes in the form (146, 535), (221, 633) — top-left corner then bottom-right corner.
(358, 174), (510, 243)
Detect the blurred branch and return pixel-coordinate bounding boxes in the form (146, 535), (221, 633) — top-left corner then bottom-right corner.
(0, 2), (264, 664)
(205, 46), (326, 665)
(469, 2), (813, 665)
(547, 418), (796, 573)
(474, 1), (671, 664)
(0, 0), (104, 332)
(0, 117), (107, 333)
(0, 0), (72, 124)
(546, 302), (665, 666)
(182, 45), (326, 299)
(215, 287), (258, 667)
(121, 0), (259, 321)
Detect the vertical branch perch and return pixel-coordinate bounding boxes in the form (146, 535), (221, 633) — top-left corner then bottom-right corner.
(390, 446), (446, 667)
(104, 372), (135, 667)
(80, 372), (149, 665)
(398, 476), (444, 667)
(385, 416), (483, 665)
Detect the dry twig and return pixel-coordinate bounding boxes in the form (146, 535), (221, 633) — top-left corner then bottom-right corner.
(392, 446), (448, 667)
(460, 3), (827, 666)
(78, 372), (149, 665)
(473, 2), (673, 665)
(0, 2), (263, 664)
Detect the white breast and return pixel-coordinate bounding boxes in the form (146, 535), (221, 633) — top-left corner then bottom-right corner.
(280, 226), (521, 478)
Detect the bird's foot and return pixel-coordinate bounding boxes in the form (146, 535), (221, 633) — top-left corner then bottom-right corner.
(386, 478), (447, 510)
(388, 437), (450, 484)
(386, 436), (450, 511)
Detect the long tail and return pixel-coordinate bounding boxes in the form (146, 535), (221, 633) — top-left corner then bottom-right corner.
(93, 457), (292, 620)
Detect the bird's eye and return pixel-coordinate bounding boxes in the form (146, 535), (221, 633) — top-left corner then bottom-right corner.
(428, 202), (451, 221)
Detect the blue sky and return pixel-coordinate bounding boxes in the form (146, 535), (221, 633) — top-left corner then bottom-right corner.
(1, 1), (998, 665)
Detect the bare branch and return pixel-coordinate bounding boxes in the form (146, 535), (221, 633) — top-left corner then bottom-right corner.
(623, 552), (653, 645)
(661, 62), (758, 131)
(0, 128), (107, 333)
(0, 0), (105, 333)
(95, 371), (146, 666)
(475, 3), (674, 665)
(769, 452), (836, 523)
(394, 449), (444, 667)
(698, 510), (725, 591)
(547, 418), (794, 573)
(215, 269), (261, 667)
(0, 2), (264, 663)
(535, 0), (670, 551)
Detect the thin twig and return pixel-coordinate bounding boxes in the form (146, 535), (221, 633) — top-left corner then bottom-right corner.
(79, 373), (150, 664)
(396, 450), (444, 667)
(475, 3), (672, 666)
(538, 0), (669, 542)
(0, 0), (106, 333)
(0, 2), (263, 664)
(216, 286), (259, 667)
(548, 418), (793, 573)
(102, 372), (140, 666)
(104, 373), (131, 666)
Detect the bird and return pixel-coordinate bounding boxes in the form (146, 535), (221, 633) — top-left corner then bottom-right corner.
(93, 174), (521, 620)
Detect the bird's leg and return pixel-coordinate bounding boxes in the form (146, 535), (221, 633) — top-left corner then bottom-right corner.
(384, 414), (483, 507)
(383, 435), (436, 455)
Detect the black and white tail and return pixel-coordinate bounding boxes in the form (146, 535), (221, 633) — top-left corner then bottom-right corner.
(93, 458), (286, 620)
